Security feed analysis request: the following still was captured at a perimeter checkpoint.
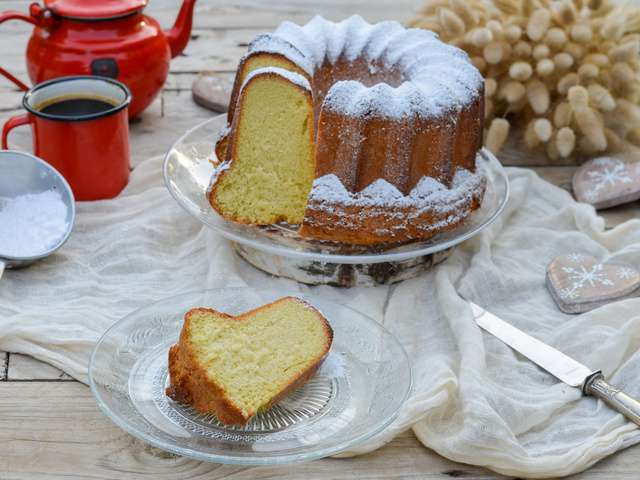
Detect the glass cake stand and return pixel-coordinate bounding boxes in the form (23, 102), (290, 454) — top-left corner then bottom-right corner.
(164, 115), (509, 286)
(89, 288), (412, 465)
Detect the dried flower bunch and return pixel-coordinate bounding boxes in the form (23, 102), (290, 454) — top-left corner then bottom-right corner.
(408, 0), (640, 160)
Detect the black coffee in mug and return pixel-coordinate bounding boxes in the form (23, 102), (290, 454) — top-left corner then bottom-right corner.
(35, 96), (119, 118)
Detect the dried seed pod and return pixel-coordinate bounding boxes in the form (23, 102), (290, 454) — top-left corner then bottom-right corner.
(533, 44), (551, 60)
(528, 9), (551, 41)
(522, 0), (539, 17)
(604, 128), (624, 152)
(556, 0), (577, 25)
(514, 40), (533, 58)
(553, 52), (574, 70)
(583, 53), (609, 67)
(558, 72), (579, 94)
(493, 0), (520, 15)
(471, 56), (488, 72)
(599, 69), (612, 89)
(554, 102), (573, 127)
(527, 79), (550, 114)
(483, 41), (504, 64)
(500, 41), (513, 59)
(547, 134), (560, 160)
(625, 127), (640, 147)
(467, 27), (494, 47)
(565, 42), (584, 59)
(557, 127), (576, 157)
(485, 118), (510, 153)
(609, 41), (640, 62)
(570, 24), (593, 43)
(568, 85), (590, 110)
(575, 107), (607, 151)
(524, 120), (540, 148)
(534, 118), (553, 142)
(587, 83), (616, 111)
(485, 77), (498, 97)
(484, 97), (494, 119)
(617, 98), (640, 123)
(578, 63), (599, 81)
(504, 24), (522, 43)
(611, 62), (634, 88)
(413, 21), (443, 33)
(601, 12), (625, 40)
(624, 84), (640, 104)
(439, 8), (466, 36)
(509, 61), (533, 81)
(486, 19), (504, 37)
(536, 58), (555, 76)
(545, 28), (568, 49)
(450, 0), (478, 27)
(502, 80), (526, 102)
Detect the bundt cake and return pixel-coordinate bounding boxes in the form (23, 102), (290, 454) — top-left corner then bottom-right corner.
(208, 15), (486, 245)
(166, 297), (333, 425)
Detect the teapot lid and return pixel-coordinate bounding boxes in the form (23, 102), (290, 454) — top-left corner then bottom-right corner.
(45, 0), (148, 20)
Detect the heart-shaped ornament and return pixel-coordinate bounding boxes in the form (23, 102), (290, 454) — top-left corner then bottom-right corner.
(546, 253), (640, 314)
(573, 156), (640, 209)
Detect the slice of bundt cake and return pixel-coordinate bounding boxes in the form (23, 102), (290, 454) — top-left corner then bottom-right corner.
(166, 297), (333, 425)
(209, 67), (316, 224)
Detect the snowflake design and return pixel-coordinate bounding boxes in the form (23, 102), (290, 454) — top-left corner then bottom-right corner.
(566, 253), (587, 263)
(583, 189), (599, 202)
(558, 263), (614, 300)
(586, 161), (632, 194)
(558, 287), (580, 300)
(616, 267), (637, 280)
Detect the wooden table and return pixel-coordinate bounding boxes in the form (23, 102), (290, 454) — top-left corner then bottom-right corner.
(1, 0), (640, 478)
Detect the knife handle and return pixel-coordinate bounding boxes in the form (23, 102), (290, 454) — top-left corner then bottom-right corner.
(584, 372), (640, 426)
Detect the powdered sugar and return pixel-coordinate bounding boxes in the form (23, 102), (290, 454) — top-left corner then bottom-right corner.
(261, 15), (484, 119)
(0, 190), (69, 258)
(248, 34), (314, 75)
(240, 66), (312, 94)
(308, 168), (484, 211)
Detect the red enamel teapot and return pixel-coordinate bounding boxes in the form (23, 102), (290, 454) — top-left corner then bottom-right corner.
(0, 0), (197, 118)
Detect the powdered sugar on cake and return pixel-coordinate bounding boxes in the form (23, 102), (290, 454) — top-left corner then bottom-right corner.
(308, 167), (484, 212)
(240, 67), (312, 93)
(263, 15), (483, 119)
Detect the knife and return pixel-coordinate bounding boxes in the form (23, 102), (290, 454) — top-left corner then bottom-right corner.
(470, 302), (640, 426)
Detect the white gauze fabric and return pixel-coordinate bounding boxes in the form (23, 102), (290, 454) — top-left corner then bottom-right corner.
(1, 155), (640, 478)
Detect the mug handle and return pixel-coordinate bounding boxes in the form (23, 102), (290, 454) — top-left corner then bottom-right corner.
(2, 113), (32, 149)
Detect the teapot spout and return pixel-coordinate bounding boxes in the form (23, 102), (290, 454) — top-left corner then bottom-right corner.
(165, 0), (197, 58)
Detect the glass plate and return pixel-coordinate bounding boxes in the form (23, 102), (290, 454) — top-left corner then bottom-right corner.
(163, 115), (510, 264)
(89, 288), (412, 465)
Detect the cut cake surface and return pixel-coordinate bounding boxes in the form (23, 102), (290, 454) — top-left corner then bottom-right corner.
(166, 296), (333, 425)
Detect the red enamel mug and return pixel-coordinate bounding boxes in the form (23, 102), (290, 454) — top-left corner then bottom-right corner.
(2, 76), (131, 200)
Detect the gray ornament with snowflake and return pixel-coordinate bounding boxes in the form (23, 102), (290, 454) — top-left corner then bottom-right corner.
(573, 157), (640, 210)
(546, 253), (640, 314)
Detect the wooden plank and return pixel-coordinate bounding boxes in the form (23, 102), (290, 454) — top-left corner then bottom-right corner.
(0, 382), (640, 479)
(0, 382), (503, 480)
(1, 352), (7, 381)
(7, 354), (72, 381)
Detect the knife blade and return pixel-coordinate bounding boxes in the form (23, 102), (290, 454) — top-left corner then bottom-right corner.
(470, 301), (640, 426)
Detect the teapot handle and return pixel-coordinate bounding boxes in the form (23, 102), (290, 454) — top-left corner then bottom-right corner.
(0, 3), (51, 91)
